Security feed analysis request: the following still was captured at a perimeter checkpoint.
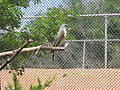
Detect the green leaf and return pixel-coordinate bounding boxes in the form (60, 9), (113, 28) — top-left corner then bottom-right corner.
(43, 75), (56, 88)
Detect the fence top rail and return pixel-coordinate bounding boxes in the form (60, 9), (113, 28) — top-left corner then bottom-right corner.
(21, 13), (120, 19)
(66, 39), (120, 42)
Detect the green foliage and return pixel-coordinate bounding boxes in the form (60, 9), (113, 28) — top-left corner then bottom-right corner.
(0, 0), (41, 54)
(23, 0), (120, 68)
(26, 8), (77, 46)
(43, 75), (56, 88)
(0, 0), (120, 69)
(6, 73), (56, 90)
(6, 72), (94, 90)
(108, 17), (120, 39)
(5, 73), (23, 90)
(101, 0), (120, 13)
(30, 75), (56, 90)
(0, 0), (41, 31)
(29, 78), (44, 90)
(0, 0), (41, 70)
(66, 0), (86, 14)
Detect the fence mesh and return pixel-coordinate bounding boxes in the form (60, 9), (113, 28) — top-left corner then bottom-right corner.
(0, 0), (120, 89)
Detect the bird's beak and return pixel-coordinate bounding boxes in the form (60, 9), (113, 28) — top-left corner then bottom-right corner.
(66, 25), (69, 28)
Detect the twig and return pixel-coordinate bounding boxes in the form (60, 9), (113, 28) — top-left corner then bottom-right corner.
(35, 46), (42, 55)
(64, 42), (69, 48)
(0, 39), (33, 71)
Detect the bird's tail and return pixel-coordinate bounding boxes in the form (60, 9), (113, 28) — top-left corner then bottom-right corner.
(51, 50), (55, 61)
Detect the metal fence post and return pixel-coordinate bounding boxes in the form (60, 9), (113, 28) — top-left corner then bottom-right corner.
(82, 41), (86, 69)
(104, 15), (108, 69)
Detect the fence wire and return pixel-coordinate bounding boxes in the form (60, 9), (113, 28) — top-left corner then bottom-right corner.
(0, 0), (120, 89)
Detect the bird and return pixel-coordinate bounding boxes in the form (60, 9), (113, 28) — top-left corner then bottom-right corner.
(52, 24), (68, 61)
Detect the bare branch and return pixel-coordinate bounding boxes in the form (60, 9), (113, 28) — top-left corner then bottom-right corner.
(0, 43), (69, 57)
(0, 39), (33, 71)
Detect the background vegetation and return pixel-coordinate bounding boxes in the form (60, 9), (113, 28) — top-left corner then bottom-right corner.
(0, 0), (120, 69)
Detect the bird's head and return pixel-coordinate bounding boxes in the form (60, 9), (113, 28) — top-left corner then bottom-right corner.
(61, 24), (68, 28)
(60, 24), (69, 30)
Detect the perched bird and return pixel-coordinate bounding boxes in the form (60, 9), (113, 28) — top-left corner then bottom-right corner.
(52, 24), (68, 60)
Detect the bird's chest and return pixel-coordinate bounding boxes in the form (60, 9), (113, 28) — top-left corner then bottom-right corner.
(64, 29), (67, 37)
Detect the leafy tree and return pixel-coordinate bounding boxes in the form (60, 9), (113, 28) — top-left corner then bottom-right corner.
(5, 73), (22, 90)
(1, 0), (120, 69)
(25, 8), (77, 45)
(0, 0), (40, 31)
(58, 0), (120, 68)
(0, 0), (41, 69)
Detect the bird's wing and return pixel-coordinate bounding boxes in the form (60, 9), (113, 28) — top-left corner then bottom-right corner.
(53, 30), (65, 46)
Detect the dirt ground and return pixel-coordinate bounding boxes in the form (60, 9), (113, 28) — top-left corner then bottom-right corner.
(1, 69), (120, 90)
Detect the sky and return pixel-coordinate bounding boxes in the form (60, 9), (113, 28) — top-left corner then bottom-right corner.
(20, 0), (63, 27)
(21, 0), (63, 17)
(20, 0), (93, 27)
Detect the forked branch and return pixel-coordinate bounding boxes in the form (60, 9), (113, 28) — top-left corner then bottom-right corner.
(0, 39), (33, 71)
(0, 42), (69, 57)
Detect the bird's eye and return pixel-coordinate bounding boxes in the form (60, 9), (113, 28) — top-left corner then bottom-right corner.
(65, 25), (68, 27)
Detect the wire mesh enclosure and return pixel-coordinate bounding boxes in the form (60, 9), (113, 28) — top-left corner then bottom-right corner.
(0, 0), (120, 89)
(1, 14), (120, 69)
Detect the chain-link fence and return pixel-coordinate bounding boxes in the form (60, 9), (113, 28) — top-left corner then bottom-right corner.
(0, 0), (120, 89)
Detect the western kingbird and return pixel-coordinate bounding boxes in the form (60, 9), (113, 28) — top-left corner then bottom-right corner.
(52, 24), (68, 60)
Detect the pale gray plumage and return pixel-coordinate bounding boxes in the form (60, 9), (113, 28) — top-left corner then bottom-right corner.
(53, 24), (68, 46)
(52, 24), (68, 60)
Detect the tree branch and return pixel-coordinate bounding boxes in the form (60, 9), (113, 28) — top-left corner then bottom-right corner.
(0, 43), (69, 57)
(0, 39), (33, 71)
